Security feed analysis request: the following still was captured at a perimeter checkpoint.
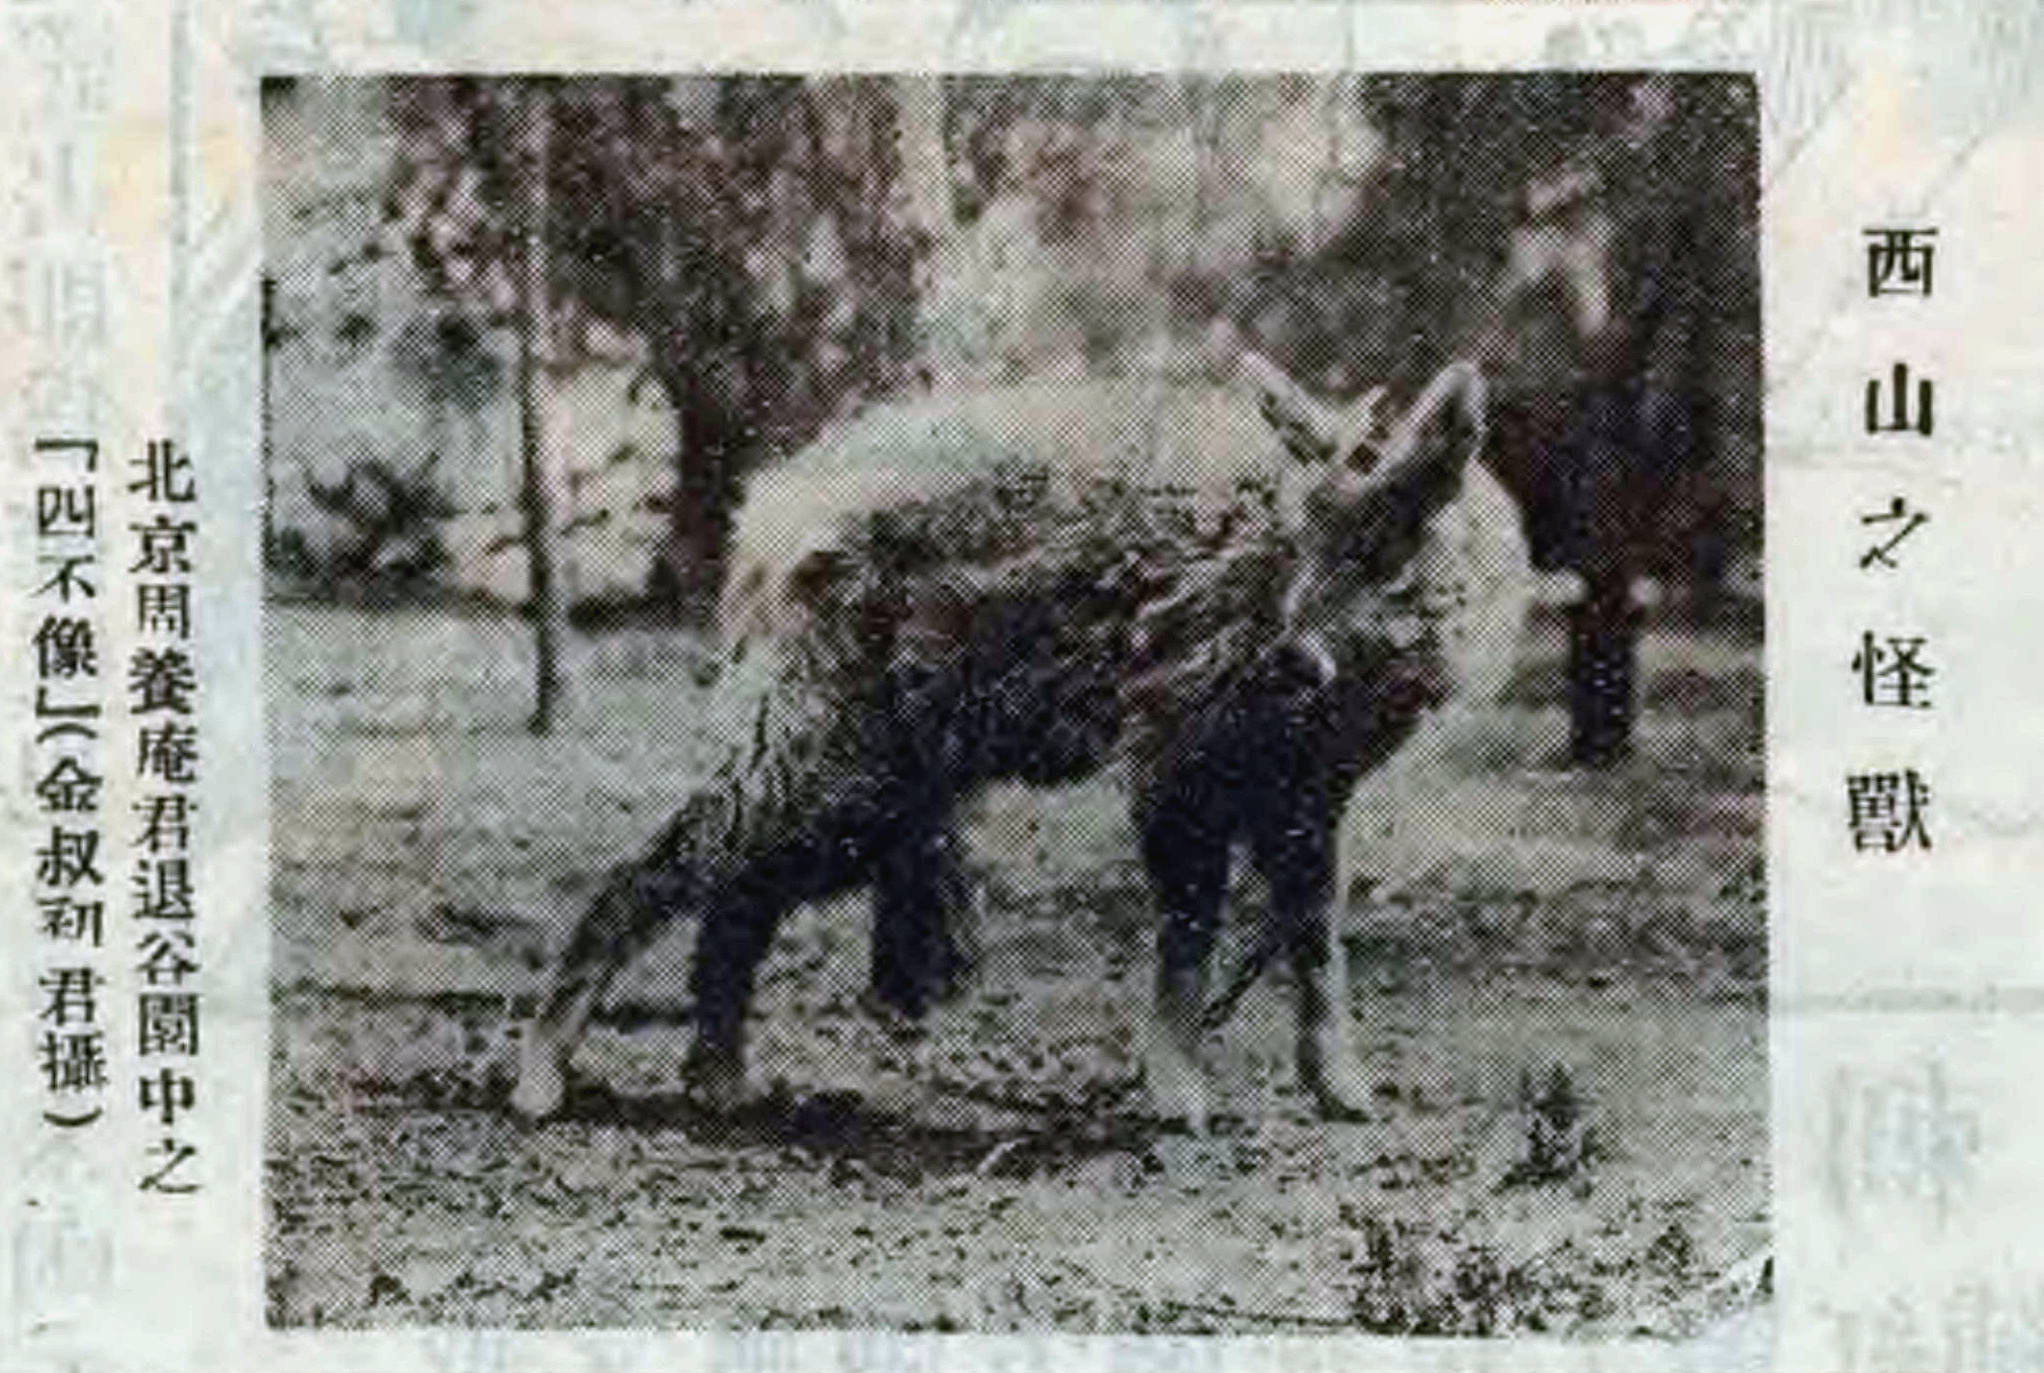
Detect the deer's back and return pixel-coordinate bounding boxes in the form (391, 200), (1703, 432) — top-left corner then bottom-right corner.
(723, 382), (1305, 643)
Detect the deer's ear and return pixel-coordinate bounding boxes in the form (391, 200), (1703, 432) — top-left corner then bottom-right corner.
(1365, 361), (1488, 480)
(1420, 364), (1488, 464)
(1239, 349), (1340, 464)
(1257, 390), (1335, 464)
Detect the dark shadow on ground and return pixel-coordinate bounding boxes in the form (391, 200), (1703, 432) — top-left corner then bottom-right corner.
(538, 1077), (1177, 1182)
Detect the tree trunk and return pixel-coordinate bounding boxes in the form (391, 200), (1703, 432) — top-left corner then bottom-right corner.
(260, 275), (277, 573)
(890, 77), (949, 387)
(516, 80), (567, 733)
(892, 76), (951, 254)
(657, 360), (744, 628)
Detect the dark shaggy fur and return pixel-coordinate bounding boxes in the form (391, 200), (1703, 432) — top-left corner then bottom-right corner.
(513, 365), (1530, 1127)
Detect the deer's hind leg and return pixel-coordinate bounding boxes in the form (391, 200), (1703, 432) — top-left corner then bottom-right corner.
(512, 860), (689, 1121)
(866, 809), (978, 1024)
(678, 880), (800, 1114)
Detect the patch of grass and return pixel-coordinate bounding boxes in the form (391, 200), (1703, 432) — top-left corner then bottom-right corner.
(266, 601), (1765, 1334)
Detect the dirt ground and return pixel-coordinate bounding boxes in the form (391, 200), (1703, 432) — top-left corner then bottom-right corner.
(264, 600), (1768, 1337)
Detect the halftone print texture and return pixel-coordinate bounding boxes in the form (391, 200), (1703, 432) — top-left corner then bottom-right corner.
(263, 74), (1763, 1336)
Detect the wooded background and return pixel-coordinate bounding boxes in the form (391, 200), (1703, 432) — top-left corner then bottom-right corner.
(261, 75), (1759, 625)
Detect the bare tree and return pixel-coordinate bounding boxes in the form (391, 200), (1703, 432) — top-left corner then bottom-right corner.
(893, 77), (952, 267)
(389, 77), (929, 624)
(515, 79), (566, 733)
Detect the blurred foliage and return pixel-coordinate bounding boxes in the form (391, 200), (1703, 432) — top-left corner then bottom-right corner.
(298, 457), (457, 593)
(265, 75), (1761, 607)
(385, 76), (929, 616)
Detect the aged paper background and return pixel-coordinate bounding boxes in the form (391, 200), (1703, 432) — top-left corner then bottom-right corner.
(5, 1), (2044, 1370)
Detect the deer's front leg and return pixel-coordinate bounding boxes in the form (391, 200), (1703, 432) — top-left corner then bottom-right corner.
(1139, 796), (1234, 1132)
(1252, 804), (1373, 1121)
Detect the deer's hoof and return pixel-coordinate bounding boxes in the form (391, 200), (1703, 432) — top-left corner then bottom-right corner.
(509, 1045), (568, 1123)
(1300, 1041), (1376, 1122)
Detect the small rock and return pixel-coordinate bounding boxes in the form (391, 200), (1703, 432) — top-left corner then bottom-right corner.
(365, 1271), (406, 1307)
